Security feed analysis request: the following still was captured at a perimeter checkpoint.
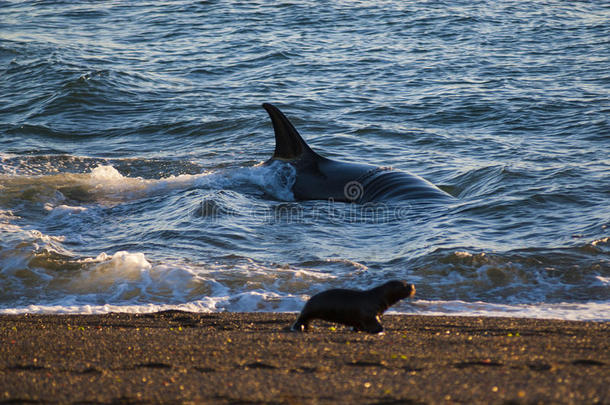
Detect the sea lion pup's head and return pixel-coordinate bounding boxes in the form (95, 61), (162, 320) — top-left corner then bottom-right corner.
(374, 280), (415, 307)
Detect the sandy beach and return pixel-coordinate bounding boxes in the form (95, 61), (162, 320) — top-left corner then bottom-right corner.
(0, 312), (607, 404)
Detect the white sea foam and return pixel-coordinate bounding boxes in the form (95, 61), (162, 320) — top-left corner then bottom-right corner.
(65, 163), (293, 204)
(45, 204), (88, 216)
(66, 252), (217, 303)
(453, 251), (473, 258)
(0, 210), (21, 233)
(73, 251), (153, 292)
(0, 294), (303, 315)
(2, 298), (608, 321)
(244, 161), (296, 201)
(90, 165), (125, 182)
(0, 224), (71, 258)
(398, 300), (610, 322)
(86, 165), (204, 200)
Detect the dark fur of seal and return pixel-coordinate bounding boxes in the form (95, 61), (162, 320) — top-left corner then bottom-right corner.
(291, 280), (415, 333)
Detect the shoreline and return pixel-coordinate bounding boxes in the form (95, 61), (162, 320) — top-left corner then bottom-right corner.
(1, 312), (608, 404)
(2, 301), (607, 322)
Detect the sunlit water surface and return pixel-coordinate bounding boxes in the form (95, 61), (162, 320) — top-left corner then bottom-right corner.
(1, 1), (608, 320)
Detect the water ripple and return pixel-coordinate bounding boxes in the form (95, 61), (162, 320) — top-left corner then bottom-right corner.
(0, 0), (608, 317)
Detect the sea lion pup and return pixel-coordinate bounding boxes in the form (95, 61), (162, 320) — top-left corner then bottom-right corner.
(291, 280), (415, 333)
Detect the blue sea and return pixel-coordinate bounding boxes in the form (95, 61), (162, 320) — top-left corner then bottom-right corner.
(1, 1), (608, 320)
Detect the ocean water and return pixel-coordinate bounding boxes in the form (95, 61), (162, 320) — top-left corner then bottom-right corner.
(1, 1), (608, 320)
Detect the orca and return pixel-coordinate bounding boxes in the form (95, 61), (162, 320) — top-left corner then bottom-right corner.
(262, 103), (453, 203)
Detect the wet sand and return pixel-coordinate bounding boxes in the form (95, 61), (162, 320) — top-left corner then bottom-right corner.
(0, 312), (608, 404)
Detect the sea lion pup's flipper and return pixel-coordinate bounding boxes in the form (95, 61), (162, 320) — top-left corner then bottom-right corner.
(291, 316), (309, 332)
(359, 316), (384, 334)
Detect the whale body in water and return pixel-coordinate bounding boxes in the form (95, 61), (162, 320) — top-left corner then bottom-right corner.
(262, 103), (453, 203)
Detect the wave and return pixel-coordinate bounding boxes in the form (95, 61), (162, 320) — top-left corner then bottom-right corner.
(0, 158), (295, 207)
(1, 215), (607, 320)
(0, 157), (607, 320)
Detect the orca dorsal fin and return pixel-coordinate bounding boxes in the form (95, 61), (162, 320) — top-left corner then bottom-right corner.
(263, 103), (319, 160)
